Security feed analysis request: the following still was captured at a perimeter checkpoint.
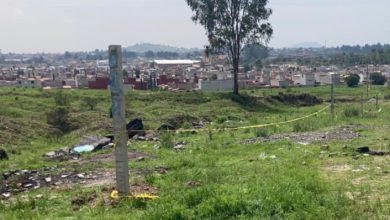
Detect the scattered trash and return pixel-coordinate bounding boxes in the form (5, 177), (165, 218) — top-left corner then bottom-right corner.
(173, 141), (186, 150)
(127, 118), (145, 138)
(259, 152), (267, 160)
(43, 148), (79, 161)
(75, 136), (112, 152)
(329, 152), (338, 158)
(243, 126), (360, 145)
(73, 145), (94, 153)
(269, 155), (277, 159)
(1, 192), (11, 199)
(158, 123), (176, 131)
(355, 146), (390, 156)
(356, 146), (370, 153)
(186, 181), (201, 188)
(136, 157), (145, 162)
(0, 148), (9, 160)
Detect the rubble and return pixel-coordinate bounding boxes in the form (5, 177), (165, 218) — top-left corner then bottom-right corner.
(242, 126), (360, 145)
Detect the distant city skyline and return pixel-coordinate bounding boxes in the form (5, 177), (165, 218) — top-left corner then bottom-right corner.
(1, 0), (389, 53)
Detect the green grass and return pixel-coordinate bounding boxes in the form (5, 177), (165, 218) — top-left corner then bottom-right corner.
(0, 85), (389, 219)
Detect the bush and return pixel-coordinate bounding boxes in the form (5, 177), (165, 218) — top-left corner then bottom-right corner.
(160, 131), (174, 148)
(46, 106), (71, 133)
(345, 74), (360, 87)
(46, 91), (72, 133)
(82, 97), (99, 110)
(370, 73), (386, 85)
(253, 127), (269, 137)
(343, 106), (360, 118)
(384, 93), (390, 100)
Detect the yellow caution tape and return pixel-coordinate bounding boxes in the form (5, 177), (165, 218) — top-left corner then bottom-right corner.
(127, 104), (331, 134)
(110, 190), (159, 200)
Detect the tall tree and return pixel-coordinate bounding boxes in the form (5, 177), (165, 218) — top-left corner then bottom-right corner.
(186, 0), (273, 94)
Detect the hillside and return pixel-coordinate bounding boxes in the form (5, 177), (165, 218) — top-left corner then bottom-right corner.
(126, 43), (202, 53)
(0, 86), (389, 219)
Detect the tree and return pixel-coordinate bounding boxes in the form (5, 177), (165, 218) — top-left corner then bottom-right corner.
(370, 73), (386, 85)
(186, 0), (273, 94)
(345, 74), (360, 87)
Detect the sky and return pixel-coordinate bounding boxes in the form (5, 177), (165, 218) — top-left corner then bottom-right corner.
(0, 0), (389, 53)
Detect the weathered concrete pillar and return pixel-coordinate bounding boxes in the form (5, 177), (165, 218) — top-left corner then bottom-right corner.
(109, 45), (129, 196)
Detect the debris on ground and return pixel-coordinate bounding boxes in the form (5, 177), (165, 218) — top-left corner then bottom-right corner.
(83, 151), (156, 164)
(158, 123), (176, 131)
(44, 148), (79, 161)
(74, 135), (113, 152)
(186, 181), (202, 188)
(132, 133), (159, 141)
(72, 191), (98, 210)
(0, 167), (113, 199)
(242, 126), (360, 145)
(126, 118), (145, 138)
(44, 135), (113, 161)
(173, 141), (187, 150)
(0, 148), (9, 160)
(355, 146), (390, 156)
(267, 92), (323, 106)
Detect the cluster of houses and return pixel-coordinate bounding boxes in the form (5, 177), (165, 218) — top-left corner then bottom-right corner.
(1, 55), (389, 91)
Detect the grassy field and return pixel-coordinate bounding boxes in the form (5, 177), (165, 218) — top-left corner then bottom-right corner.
(0, 85), (389, 219)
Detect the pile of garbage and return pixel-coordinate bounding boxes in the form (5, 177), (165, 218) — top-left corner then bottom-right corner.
(43, 135), (114, 161)
(0, 167), (111, 199)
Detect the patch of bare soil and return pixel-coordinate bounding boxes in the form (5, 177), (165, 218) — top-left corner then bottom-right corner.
(242, 126), (360, 145)
(82, 151), (157, 164)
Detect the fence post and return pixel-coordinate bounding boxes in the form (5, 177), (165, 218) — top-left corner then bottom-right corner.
(330, 83), (335, 124)
(360, 93), (364, 117)
(109, 45), (129, 196)
(375, 94), (379, 109)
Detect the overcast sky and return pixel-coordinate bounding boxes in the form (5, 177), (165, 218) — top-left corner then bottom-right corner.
(1, 0), (389, 53)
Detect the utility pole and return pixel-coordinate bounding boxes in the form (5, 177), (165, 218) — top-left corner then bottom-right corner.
(109, 45), (129, 196)
(360, 93), (364, 118)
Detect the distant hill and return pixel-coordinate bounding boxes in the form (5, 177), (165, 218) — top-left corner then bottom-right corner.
(290, 42), (323, 48)
(126, 43), (202, 53)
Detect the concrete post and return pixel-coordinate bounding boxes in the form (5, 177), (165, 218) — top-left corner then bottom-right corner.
(109, 45), (129, 196)
(330, 83), (335, 124)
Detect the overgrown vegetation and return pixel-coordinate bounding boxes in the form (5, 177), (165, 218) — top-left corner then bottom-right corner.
(0, 85), (389, 219)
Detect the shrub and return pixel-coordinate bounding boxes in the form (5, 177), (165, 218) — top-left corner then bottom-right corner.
(82, 97), (99, 110)
(370, 73), (386, 85)
(160, 131), (174, 148)
(345, 74), (360, 87)
(343, 106), (360, 118)
(384, 93), (390, 100)
(46, 91), (72, 133)
(253, 127), (269, 137)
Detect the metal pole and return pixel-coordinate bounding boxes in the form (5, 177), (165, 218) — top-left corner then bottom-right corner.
(109, 45), (129, 196)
